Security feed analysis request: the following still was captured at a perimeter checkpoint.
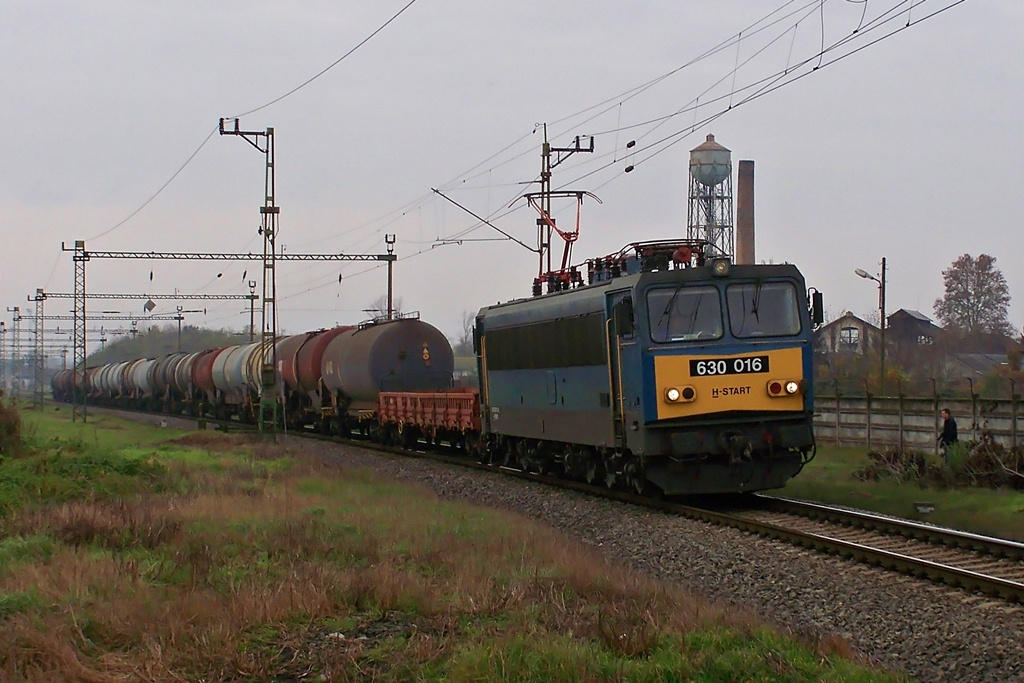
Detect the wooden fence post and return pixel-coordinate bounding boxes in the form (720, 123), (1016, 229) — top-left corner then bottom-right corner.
(864, 380), (872, 452)
(1010, 378), (1018, 451)
(834, 379), (841, 446)
(897, 379), (904, 453)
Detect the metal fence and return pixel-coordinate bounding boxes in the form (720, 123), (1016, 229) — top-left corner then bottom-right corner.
(814, 392), (1022, 452)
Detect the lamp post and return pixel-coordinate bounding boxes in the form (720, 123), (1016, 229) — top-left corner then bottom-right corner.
(855, 257), (886, 396)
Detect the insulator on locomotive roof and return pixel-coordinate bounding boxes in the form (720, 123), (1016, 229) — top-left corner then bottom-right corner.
(672, 246), (693, 266)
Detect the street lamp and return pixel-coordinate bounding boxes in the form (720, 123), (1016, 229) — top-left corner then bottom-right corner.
(855, 257), (887, 396)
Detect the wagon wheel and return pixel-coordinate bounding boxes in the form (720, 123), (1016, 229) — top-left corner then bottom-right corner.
(401, 426), (419, 450)
(479, 441), (497, 466)
(463, 433), (485, 463)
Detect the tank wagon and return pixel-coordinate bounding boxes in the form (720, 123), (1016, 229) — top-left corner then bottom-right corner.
(55, 317), (456, 432)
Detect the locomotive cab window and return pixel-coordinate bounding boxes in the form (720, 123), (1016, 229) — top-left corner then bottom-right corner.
(726, 281), (801, 338)
(647, 286), (723, 343)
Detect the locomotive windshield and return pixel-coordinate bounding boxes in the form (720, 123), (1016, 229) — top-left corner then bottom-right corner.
(646, 280), (803, 342)
(647, 286), (723, 342)
(726, 281), (802, 338)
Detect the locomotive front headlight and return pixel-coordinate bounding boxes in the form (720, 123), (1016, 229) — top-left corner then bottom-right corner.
(666, 387), (681, 402)
(785, 380), (800, 395)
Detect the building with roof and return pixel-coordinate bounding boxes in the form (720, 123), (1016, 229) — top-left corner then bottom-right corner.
(886, 309), (944, 348)
(814, 311), (880, 356)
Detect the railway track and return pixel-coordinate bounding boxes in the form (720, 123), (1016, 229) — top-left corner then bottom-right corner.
(720, 496), (1024, 603)
(464, 461), (1024, 603)
(308, 430), (1024, 604)
(91, 405), (1024, 604)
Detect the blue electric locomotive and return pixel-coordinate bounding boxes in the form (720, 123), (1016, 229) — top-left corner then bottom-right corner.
(474, 240), (823, 496)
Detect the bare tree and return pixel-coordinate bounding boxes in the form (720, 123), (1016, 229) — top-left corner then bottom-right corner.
(367, 295), (403, 320)
(933, 253), (1013, 336)
(459, 310), (475, 349)
(448, 310), (476, 356)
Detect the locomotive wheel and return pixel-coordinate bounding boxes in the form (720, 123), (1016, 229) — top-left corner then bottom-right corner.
(583, 456), (602, 486)
(500, 441), (516, 468)
(625, 462), (646, 496)
(528, 456), (545, 476)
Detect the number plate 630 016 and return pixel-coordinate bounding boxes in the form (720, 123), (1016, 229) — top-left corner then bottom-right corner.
(689, 355), (770, 377)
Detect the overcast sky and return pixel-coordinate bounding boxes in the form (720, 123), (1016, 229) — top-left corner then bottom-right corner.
(3, 0), (1021, 350)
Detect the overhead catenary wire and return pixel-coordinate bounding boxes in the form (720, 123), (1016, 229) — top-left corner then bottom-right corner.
(230, 0), (421, 120)
(81, 1), (423, 245)
(418, 0), (968, 254)
(612, 0), (968, 176)
(538, 0), (968, 193)
(85, 126), (219, 243)
(79, 0), (902, 259)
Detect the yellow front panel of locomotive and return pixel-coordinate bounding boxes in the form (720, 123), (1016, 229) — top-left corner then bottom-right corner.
(654, 347), (804, 420)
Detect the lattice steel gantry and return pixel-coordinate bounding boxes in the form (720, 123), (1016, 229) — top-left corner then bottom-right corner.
(0, 321), (6, 395)
(6, 306), (22, 404)
(72, 240), (87, 422)
(29, 289), (46, 409)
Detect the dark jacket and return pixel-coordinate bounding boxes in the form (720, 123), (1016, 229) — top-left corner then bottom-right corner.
(939, 416), (958, 446)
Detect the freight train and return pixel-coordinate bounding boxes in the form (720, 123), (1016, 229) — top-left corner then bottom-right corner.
(50, 316), (455, 431)
(51, 239), (822, 497)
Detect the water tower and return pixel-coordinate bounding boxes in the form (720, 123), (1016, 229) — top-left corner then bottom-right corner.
(687, 134), (734, 258)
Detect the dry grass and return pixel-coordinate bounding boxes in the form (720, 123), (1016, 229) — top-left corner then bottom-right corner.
(5, 498), (184, 550)
(162, 431), (254, 452)
(0, 400), (23, 457)
(0, 427), (893, 682)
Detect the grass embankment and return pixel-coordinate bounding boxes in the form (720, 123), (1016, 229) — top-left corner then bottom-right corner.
(0, 405), (905, 682)
(782, 444), (1024, 542)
